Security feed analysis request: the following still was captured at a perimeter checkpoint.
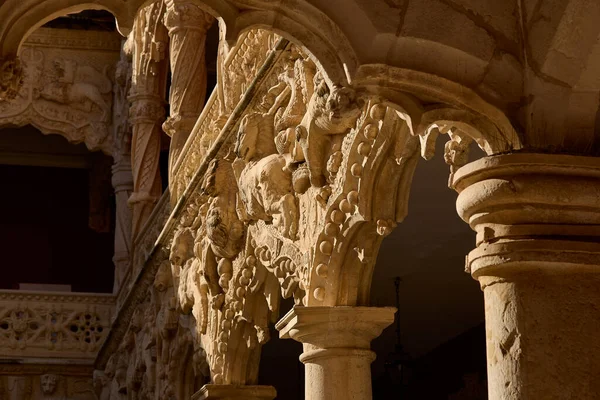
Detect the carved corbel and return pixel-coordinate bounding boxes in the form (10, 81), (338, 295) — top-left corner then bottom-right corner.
(0, 56), (24, 101)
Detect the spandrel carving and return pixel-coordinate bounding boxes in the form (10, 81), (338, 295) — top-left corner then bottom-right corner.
(0, 30), (120, 154)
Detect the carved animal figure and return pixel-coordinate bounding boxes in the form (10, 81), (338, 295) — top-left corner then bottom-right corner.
(234, 112), (299, 240)
(39, 59), (112, 120)
(293, 76), (362, 187)
(197, 159), (245, 309)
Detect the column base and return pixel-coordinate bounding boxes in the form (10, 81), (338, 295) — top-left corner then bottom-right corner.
(192, 384), (277, 400)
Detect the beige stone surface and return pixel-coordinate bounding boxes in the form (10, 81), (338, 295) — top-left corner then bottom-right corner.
(192, 384), (276, 400)
(278, 307), (395, 400)
(2, 1), (600, 399)
(0, 290), (114, 361)
(453, 153), (600, 400)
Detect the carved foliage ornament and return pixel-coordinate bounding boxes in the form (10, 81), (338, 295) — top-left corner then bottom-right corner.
(153, 43), (425, 388)
(103, 28), (520, 396)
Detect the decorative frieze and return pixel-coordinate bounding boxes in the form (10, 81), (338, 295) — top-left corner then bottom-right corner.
(0, 290), (114, 361)
(0, 28), (121, 153)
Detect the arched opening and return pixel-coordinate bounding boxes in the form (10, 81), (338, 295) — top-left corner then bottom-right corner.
(0, 125), (114, 292)
(370, 138), (487, 399)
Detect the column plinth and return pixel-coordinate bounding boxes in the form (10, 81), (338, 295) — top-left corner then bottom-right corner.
(192, 384), (276, 400)
(276, 306), (395, 400)
(452, 153), (600, 400)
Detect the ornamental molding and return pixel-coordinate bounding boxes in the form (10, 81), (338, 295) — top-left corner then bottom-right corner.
(23, 28), (122, 52)
(0, 290), (115, 305)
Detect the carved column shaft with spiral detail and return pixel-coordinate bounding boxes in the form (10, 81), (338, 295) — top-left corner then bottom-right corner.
(163, 0), (214, 201)
(127, 1), (170, 239)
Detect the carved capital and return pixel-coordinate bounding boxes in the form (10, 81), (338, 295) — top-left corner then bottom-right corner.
(452, 153), (600, 279)
(277, 306), (394, 400)
(162, 114), (198, 137)
(164, 0), (214, 33)
(129, 95), (166, 123)
(0, 57), (24, 101)
(193, 384), (277, 400)
(277, 306), (395, 349)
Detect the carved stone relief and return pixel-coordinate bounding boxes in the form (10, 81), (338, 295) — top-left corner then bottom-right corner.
(0, 28), (121, 154)
(0, 291), (114, 360)
(127, 0), (169, 239)
(99, 15), (522, 398)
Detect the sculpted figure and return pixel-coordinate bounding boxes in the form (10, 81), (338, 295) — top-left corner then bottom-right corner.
(234, 111), (299, 239)
(197, 159), (245, 307)
(293, 75), (362, 187)
(39, 59), (112, 120)
(0, 58), (24, 100)
(40, 374), (65, 400)
(93, 370), (110, 400)
(170, 227), (195, 309)
(154, 261), (178, 387)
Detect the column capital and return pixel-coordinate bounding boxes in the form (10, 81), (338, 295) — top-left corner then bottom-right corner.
(164, 0), (214, 33)
(276, 306), (395, 349)
(452, 152), (600, 399)
(452, 153), (600, 279)
(192, 384), (276, 400)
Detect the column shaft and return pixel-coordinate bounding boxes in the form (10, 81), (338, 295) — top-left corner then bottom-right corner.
(163, 1), (214, 200)
(453, 153), (600, 400)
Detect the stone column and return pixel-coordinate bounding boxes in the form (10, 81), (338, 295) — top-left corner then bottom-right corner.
(193, 385), (276, 400)
(276, 306), (395, 400)
(452, 153), (600, 400)
(111, 158), (133, 292)
(163, 0), (214, 201)
(127, 1), (170, 239)
(128, 94), (166, 238)
(111, 48), (134, 293)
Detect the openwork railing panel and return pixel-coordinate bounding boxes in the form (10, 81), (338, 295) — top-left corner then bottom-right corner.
(0, 290), (114, 361)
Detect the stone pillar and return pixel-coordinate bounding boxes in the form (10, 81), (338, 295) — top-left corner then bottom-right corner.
(111, 158), (133, 292)
(193, 384), (276, 400)
(127, 1), (169, 239)
(452, 153), (600, 400)
(276, 306), (395, 400)
(163, 0), (214, 201)
(111, 46), (134, 293)
(128, 94), (166, 238)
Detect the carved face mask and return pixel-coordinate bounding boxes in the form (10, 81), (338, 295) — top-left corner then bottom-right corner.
(41, 374), (57, 394)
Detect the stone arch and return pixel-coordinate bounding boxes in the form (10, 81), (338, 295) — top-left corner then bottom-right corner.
(0, 1), (131, 58)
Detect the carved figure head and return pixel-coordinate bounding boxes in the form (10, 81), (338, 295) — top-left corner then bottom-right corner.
(170, 228), (194, 268)
(40, 374), (58, 395)
(320, 86), (361, 133)
(154, 261), (173, 292)
(235, 112), (276, 161)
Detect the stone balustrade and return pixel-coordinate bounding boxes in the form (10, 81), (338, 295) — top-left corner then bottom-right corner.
(0, 290), (114, 362)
